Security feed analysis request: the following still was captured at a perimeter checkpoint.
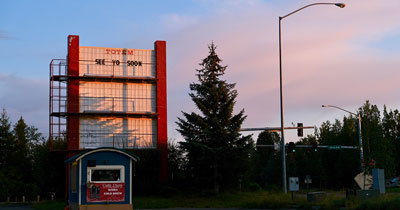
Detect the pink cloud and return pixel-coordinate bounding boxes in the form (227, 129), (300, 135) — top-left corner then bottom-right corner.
(164, 0), (400, 140)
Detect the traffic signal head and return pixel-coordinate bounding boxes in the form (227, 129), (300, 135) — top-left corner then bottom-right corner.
(297, 123), (303, 137)
(288, 142), (296, 153)
(312, 142), (318, 152)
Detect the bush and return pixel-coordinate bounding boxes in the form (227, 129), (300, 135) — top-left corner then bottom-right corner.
(158, 186), (181, 197)
(246, 183), (262, 192)
(352, 195), (400, 210)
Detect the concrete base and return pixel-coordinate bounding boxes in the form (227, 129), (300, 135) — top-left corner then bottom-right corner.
(70, 204), (133, 210)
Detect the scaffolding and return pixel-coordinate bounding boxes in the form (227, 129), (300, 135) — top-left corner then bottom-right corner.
(49, 59), (68, 145)
(49, 58), (158, 150)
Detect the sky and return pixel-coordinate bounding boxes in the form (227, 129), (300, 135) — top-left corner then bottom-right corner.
(1, 0), (400, 142)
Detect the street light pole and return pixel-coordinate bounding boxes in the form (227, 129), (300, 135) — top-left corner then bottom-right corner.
(278, 3), (345, 194)
(279, 14), (287, 194)
(322, 105), (364, 171)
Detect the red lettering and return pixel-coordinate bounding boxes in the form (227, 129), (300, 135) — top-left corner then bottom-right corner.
(106, 48), (133, 55)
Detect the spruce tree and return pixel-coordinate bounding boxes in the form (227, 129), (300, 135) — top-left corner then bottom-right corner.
(0, 109), (14, 199)
(176, 43), (253, 192)
(13, 117), (34, 196)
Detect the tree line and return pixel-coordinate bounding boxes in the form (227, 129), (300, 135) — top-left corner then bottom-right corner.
(168, 43), (400, 193)
(0, 109), (65, 201)
(1, 43), (400, 199)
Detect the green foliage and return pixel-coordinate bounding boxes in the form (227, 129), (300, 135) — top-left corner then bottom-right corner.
(314, 107), (366, 188)
(350, 194), (400, 210)
(288, 135), (324, 188)
(246, 182), (262, 192)
(176, 43), (253, 192)
(0, 112), (42, 199)
(251, 131), (280, 187)
(133, 191), (293, 209)
(0, 108), (65, 201)
(359, 101), (396, 177)
(0, 108), (15, 200)
(382, 106), (400, 176)
(32, 139), (66, 198)
(130, 149), (160, 195)
(11, 117), (34, 196)
(167, 140), (187, 188)
(29, 191), (400, 210)
(31, 200), (66, 210)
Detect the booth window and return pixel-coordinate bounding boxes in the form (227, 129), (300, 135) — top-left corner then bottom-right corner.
(88, 165), (124, 183)
(91, 169), (120, 181)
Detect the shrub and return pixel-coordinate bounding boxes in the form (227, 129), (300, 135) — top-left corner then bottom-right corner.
(246, 183), (262, 192)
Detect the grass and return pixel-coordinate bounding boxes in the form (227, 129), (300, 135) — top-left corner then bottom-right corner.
(133, 191), (347, 209)
(134, 191), (293, 209)
(28, 190), (400, 210)
(31, 200), (66, 210)
(386, 187), (400, 193)
(348, 194), (400, 210)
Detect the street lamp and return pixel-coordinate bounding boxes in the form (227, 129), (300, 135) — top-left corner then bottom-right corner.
(321, 104), (364, 171)
(278, 3), (345, 194)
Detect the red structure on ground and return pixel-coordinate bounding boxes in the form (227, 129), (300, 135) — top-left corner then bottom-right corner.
(50, 35), (168, 182)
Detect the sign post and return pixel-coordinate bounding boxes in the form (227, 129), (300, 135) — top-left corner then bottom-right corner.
(305, 175), (312, 191)
(289, 177), (299, 201)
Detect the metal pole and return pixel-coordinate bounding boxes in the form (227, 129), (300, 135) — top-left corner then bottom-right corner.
(357, 114), (364, 171)
(279, 16), (287, 194)
(323, 105), (364, 172)
(277, 2), (344, 194)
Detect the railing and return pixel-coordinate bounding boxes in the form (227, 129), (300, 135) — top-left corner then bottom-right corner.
(50, 97), (156, 114)
(80, 96), (156, 113)
(50, 59), (68, 77)
(80, 133), (156, 149)
(49, 59), (67, 145)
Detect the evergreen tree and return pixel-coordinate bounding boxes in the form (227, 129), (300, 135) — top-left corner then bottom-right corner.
(359, 101), (395, 177)
(167, 141), (186, 187)
(176, 43), (253, 192)
(32, 139), (66, 198)
(292, 135), (323, 189)
(382, 106), (400, 175)
(0, 108), (14, 168)
(252, 131), (280, 187)
(316, 118), (359, 189)
(12, 117), (36, 197)
(0, 108), (15, 199)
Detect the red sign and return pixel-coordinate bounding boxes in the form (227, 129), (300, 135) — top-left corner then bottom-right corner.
(87, 183), (125, 202)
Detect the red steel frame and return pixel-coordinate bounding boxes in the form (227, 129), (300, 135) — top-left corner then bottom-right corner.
(155, 41), (168, 181)
(57, 35), (168, 181)
(67, 35), (80, 153)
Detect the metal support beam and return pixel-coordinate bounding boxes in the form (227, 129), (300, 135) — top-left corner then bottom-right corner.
(240, 126), (315, 132)
(257, 144), (359, 150)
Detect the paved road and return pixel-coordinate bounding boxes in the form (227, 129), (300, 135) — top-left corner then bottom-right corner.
(0, 205), (33, 210)
(137, 209), (281, 210)
(138, 209), (245, 210)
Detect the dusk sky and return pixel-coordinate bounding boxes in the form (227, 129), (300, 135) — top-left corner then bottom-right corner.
(1, 0), (399, 142)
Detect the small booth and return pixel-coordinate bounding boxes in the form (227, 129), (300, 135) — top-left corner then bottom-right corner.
(65, 148), (139, 210)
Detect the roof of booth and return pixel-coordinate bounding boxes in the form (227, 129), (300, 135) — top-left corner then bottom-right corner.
(65, 147), (139, 163)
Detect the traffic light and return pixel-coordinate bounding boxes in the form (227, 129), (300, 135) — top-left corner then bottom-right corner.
(312, 142), (318, 152)
(288, 142), (296, 153)
(297, 123), (303, 137)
